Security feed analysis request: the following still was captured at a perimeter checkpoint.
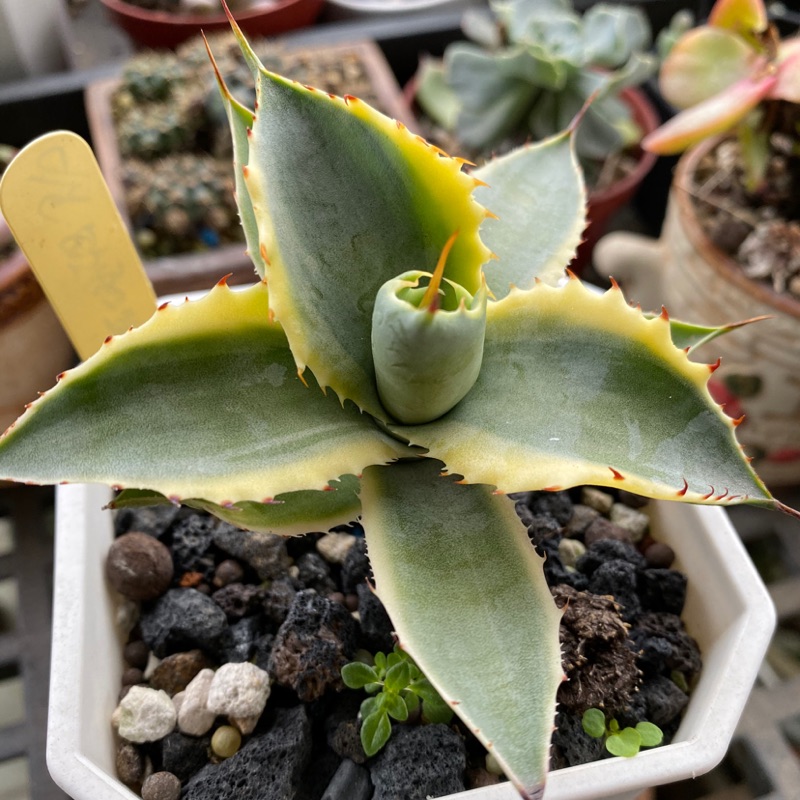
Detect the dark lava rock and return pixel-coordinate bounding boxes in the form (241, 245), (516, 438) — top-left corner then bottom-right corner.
(139, 588), (228, 658)
(149, 649), (213, 695)
(341, 538), (371, 593)
(633, 612), (702, 679)
(320, 758), (371, 800)
(325, 692), (367, 764)
(263, 577), (298, 625)
(588, 560), (642, 621)
(160, 732), (210, 782)
(539, 539), (588, 591)
(296, 748), (341, 800)
(640, 675), (689, 727)
(213, 523), (291, 581)
(638, 568), (687, 615)
(106, 532), (174, 601)
(551, 710), (605, 769)
(218, 615), (263, 663)
(212, 583), (264, 621)
(269, 590), (359, 702)
(553, 585), (640, 715)
(114, 505), (181, 539)
(296, 552), (337, 594)
(577, 539), (647, 576)
(370, 724), (466, 800)
(356, 582), (394, 653)
(629, 630), (675, 677)
(527, 514), (562, 546)
(182, 706), (312, 800)
(513, 490), (574, 526)
(252, 631), (276, 672)
(171, 516), (217, 577)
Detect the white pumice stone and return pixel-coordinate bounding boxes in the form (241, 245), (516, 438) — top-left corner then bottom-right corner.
(609, 503), (650, 542)
(316, 532), (357, 564)
(230, 714), (260, 735)
(207, 663), (271, 719)
(171, 690), (185, 717)
(581, 487), (614, 514)
(115, 686), (176, 743)
(143, 651), (161, 681)
(178, 669), (216, 736)
(558, 538), (586, 569)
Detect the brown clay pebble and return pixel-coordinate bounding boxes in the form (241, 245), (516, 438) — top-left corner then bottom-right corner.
(141, 771), (181, 800)
(644, 542), (676, 568)
(116, 742), (144, 788)
(213, 559), (245, 588)
(123, 640), (150, 669)
(328, 591), (346, 606)
(121, 667), (145, 687)
(344, 593), (359, 612)
(106, 532), (174, 601)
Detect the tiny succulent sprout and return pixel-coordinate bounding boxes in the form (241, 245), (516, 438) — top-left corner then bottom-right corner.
(341, 647), (453, 756)
(582, 708), (663, 757)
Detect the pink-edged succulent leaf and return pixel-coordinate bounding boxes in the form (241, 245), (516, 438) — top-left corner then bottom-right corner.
(643, 70), (777, 154)
(361, 458), (563, 800)
(771, 40), (800, 103)
(658, 26), (756, 110)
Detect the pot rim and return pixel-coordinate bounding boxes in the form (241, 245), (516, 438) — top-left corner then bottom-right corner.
(673, 136), (800, 320)
(98, 0), (309, 26)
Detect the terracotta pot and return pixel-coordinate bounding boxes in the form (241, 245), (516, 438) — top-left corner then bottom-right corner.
(98, 0), (324, 49)
(595, 136), (800, 487)
(0, 219), (74, 434)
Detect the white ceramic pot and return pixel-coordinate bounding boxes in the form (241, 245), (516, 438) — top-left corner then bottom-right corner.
(48, 484), (775, 800)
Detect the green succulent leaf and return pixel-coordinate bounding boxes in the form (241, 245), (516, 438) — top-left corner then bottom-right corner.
(384, 660), (411, 694)
(414, 58), (461, 131)
(110, 476), (362, 537)
(636, 721), (664, 747)
(360, 696), (380, 717)
(361, 458), (563, 799)
(473, 129), (586, 293)
(342, 662), (380, 690)
(383, 692), (410, 722)
(237, 42), (490, 419)
(0, 284), (407, 506)
(395, 279), (774, 508)
(582, 708), (607, 739)
(606, 728), (641, 758)
(361, 709), (392, 757)
(206, 39), (266, 278)
(421, 693), (455, 725)
(402, 691), (420, 716)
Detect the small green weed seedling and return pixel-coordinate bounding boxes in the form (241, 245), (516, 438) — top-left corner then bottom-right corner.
(342, 647), (453, 756)
(582, 708), (663, 757)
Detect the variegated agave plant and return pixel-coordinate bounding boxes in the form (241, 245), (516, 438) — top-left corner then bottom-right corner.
(0, 11), (796, 800)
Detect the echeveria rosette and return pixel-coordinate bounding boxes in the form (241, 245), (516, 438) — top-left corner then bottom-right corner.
(642, 0), (800, 158)
(0, 9), (797, 800)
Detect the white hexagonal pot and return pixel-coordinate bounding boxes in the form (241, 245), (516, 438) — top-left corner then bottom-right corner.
(47, 483), (775, 800)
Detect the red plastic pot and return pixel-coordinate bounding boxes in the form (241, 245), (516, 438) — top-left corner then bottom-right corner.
(98, 0), (325, 49)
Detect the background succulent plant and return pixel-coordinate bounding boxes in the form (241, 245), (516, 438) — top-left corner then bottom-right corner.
(415, 0), (656, 170)
(0, 9), (796, 799)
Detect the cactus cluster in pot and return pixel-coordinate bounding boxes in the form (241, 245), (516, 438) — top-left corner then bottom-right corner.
(0, 6), (797, 799)
(414, 0), (656, 174)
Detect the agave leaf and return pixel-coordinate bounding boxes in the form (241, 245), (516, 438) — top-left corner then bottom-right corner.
(643, 70), (777, 155)
(110, 474), (362, 536)
(0, 283), (407, 505)
(361, 458), (562, 799)
(473, 129), (586, 293)
(667, 315), (770, 354)
(238, 45), (490, 419)
(658, 26), (755, 110)
(395, 279), (775, 508)
(205, 38), (267, 278)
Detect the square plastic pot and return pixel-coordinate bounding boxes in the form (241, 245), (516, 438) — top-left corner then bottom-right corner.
(47, 484), (775, 800)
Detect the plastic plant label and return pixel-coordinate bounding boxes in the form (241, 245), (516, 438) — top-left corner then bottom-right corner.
(0, 131), (156, 360)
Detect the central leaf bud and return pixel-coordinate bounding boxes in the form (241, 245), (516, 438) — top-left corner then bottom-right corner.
(371, 232), (487, 424)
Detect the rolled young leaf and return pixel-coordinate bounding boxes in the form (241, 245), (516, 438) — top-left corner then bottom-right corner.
(361, 459), (563, 800)
(372, 234), (488, 424)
